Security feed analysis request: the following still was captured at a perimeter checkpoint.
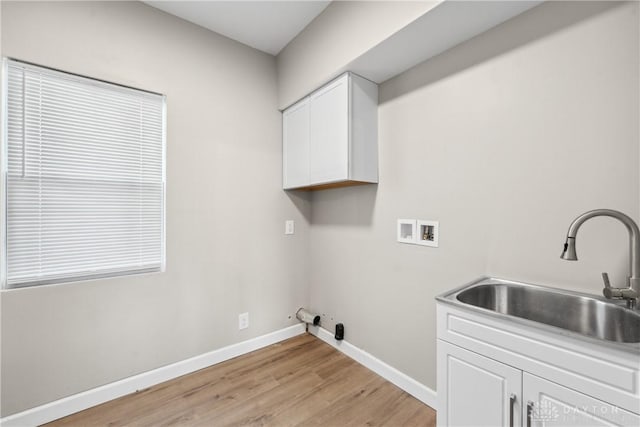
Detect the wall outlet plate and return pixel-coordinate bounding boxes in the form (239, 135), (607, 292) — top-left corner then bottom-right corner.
(416, 220), (439, 247)
(397, 219), (417, 244)
(238, 312), (249, 330)
(285, 220), (295, 235)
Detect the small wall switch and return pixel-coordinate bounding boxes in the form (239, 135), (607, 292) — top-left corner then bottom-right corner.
(285, 220), (295, 235)
(238, 312), (249, 330)
(397, 219), (417, 244)
(417, 220), (439, 247)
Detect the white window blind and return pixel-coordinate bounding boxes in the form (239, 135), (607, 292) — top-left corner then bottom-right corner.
(3, 59), (165, 288)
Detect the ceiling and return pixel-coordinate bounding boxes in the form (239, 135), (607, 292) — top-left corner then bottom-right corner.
(144, 1), (331, 55)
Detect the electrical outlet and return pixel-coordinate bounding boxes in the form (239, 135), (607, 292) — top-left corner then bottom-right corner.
(238, 312), (249, 330)
(285, 220), (295, 235)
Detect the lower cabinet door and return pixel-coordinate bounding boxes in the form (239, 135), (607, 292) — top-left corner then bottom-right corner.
(522, 373), (640, 427)
(437, 340), (522, 427)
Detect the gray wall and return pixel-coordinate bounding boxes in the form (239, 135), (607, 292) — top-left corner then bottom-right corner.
(276, 0), (436, 109)
(0, 1), (310, 416)
(308, 0), (639, 392)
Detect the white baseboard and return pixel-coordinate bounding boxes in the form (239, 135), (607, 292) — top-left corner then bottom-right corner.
(0, 323), (306, 427)
(308, 325), (437, 409)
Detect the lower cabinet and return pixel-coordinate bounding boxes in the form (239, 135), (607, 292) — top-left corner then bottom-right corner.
(522, 374), (640, 427)
(437, 341), (640, 427)
(438, 340), (522, 427)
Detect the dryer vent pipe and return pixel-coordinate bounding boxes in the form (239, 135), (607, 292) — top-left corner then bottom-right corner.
(296, 308), (320, 326)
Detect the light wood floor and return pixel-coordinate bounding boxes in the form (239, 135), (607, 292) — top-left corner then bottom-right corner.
(45, 333), (436, 426)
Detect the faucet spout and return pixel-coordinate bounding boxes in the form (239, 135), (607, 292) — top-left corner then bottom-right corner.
(560, 237), (578, 261)
(561, 209), (640, 308)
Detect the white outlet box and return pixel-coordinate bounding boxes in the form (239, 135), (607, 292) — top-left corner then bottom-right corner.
(397, 218), (439, 247)
(397, 219), (416, 243)
(417, 220), (439, 247)
(238, 312), (249, 330)
(285, 220), (295, 235)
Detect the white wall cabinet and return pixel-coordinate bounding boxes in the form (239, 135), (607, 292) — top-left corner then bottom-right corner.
(282, 72), (378, 190)
(437, 301), (640, 427)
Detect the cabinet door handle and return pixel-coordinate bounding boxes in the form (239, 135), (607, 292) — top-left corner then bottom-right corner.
(526, 401), (534, 427)
(509, 394), (516, 427)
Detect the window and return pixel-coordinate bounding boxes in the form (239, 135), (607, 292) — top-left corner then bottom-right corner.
(2, 59), (166, 288)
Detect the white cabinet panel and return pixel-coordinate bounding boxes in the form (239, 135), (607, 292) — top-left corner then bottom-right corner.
(282, 98), (310, 189)
(281, 72), (378, 190)
(438, 340), (522, 427)
(309, 74), (349, 184)
(523, 374), (640, 427)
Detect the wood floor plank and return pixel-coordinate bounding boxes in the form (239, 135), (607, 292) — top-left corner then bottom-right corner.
(45, 333), (436, 426)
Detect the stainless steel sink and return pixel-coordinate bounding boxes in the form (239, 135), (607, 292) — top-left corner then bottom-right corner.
(438, 278), (640, 348)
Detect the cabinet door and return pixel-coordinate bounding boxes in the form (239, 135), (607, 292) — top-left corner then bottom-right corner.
(438, 340), (522, 427)
(309, 74), (349, 184)
(283, 98), (309, 189)
(523, 373), (639, 427)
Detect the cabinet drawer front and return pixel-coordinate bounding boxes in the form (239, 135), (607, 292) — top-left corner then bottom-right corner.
(309, 75), (349, 184)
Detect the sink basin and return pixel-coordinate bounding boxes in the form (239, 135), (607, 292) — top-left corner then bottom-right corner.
(439, 279), (640, 346)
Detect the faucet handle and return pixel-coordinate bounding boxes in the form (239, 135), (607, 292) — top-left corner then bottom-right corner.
(602, 272), (611, 288)
(602, 272), (620, 299)
(601, 272), (637, 302)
